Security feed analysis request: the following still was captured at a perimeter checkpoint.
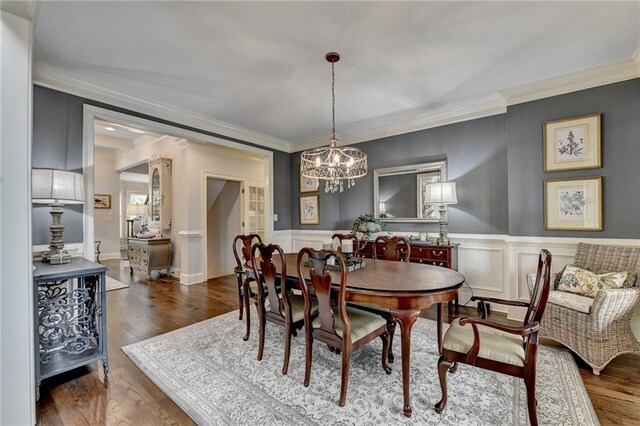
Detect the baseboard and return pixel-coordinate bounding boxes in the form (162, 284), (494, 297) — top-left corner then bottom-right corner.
(98, 252), (121, 261)
(180, 272), (204, 286)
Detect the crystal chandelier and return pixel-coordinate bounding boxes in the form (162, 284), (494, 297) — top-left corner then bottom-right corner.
(300, 52), (367, 193)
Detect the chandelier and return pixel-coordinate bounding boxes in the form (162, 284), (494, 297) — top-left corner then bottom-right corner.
(300, 52), (368, 193)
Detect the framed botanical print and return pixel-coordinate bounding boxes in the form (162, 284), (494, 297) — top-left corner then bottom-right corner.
(94, 194), (111, 209)
(299, 195), (319, 225)
(543, 113), (601, 172)
(544, 176), (602, 231)
(300, 166), (319, 192)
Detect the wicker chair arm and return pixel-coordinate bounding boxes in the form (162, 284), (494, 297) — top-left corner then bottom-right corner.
(591, 287), (640, 330)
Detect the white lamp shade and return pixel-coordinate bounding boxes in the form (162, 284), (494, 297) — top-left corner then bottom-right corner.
(424, 181), (458, 205)
(379, 202), (386, 214)
(127, 203), (148, 216)
(32, 169), (85, 204)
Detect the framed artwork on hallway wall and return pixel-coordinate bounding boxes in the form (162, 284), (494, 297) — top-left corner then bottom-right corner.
(94, 194), (111, 209)
(300, 195), (319, 225)
(544, 176), (602, 231)
(543, 113), (601, 172)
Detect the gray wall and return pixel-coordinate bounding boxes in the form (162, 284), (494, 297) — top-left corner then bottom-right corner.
(32, 86), (293, 245)
(291, 114), (510, 236)
(507, 78), (640, 238)
(292, 79), (640, 239)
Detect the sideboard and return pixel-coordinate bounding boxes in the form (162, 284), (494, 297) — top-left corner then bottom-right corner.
(127, 237), (172, 277)
(360, 239), (460, 307)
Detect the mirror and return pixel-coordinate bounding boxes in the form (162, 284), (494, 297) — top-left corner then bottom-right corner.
(373, 161), (447, 223)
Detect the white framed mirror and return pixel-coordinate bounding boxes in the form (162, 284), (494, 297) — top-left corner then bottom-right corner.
(373, 161), (447, 223)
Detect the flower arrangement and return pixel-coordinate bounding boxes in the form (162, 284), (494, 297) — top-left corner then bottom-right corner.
(351, 213), (387, 242)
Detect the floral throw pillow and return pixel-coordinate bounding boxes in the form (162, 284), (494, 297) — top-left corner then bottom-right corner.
(557, 265), (629, 298)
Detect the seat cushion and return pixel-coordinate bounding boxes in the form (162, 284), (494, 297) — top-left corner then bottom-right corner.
(248, 280), (267, 296)
(443, 318), (525, 367)
(312, 306), (386, 343)
(547, 290), (594, 314)
(265, 294), (318, 323)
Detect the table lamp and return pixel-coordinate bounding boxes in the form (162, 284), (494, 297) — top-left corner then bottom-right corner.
(424, 181), (457, 245)
(32, 168), (85, 264)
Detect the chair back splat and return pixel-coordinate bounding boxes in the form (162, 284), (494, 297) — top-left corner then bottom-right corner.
(297, 248), (348, 339)
(232, 233), (263, 340)
(251, 243), (289, 319)
(374, 236), (410, 262)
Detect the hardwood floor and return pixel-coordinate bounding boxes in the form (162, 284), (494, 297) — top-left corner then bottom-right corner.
(36, 259), (640, 425)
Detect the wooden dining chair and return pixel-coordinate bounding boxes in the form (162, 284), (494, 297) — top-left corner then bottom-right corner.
(434, 249), (552, 426)
(232, 233), (263, 341)
(331, 233), (360, 257)
(296, 247), (392, 406)
(355, 235), (411, 362)
(373, 235), (410, 262)
(250, 243), (318, 374)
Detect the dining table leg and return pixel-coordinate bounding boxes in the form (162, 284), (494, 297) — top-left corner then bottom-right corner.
(437, 302), (444, 355)
(392, 309), (420, 417)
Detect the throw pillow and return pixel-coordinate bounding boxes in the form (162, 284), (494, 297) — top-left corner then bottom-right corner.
(557, 265), (629, 298)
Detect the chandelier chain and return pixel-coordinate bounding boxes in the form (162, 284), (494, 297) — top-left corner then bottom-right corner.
(331, 61), (336, 139)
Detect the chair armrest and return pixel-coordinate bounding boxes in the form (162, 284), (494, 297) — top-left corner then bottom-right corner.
(470, 296), (530, 308)
(459, 317), (540, 337)
(591, 287), (640, 330)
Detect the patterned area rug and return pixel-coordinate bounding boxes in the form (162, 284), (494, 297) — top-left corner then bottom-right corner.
(122, 310), (599, 425)
(106, 276), (129, 291)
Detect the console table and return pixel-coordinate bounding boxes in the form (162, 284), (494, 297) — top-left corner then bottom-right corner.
(127, 237), (172, 276)
(33, 258), (108, 400)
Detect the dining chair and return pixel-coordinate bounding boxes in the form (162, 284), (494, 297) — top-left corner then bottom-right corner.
(355, 235), (411, 362)
(250, 243), (318, 374)
(434, 249), (552, 426)
(232, 233), (263, 341)
(296, 247), (392, 406)
(331, 233), (360, 257)
(373, 235), (410, 262)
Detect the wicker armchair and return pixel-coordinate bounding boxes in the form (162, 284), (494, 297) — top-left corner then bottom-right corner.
(529, 243), (640, 375)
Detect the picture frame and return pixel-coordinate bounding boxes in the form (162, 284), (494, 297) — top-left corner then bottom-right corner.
(416, 171), (441, 219)
(544, 176), (602, 231)
(543, 113), (601, 172)
(299, 195), (319, 225)
(94, 194), (112, 209)
(300, 166), (319, 192)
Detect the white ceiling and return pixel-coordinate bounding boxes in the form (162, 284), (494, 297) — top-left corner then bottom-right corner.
(34, 1), (640, 147)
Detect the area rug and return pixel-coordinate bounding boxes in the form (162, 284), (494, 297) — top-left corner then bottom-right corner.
(106, 276), (129, 291)
(122, 310), (599, 425)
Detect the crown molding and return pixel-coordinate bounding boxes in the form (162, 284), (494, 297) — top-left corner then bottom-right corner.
(502, 57), (640, 106)
(293, 98), (507, 152)
(32, 63), (293, 153)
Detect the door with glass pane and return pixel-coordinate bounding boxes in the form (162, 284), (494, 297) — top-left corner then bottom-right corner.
(247, 186), (265, 240)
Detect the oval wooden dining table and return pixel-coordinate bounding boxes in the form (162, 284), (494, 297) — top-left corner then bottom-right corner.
(278, 253), (466, 417)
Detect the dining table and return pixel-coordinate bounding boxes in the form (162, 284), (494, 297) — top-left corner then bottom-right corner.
(279, 253), (466, 417)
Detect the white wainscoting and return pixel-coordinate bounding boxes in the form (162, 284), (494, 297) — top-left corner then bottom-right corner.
(288, 230), (640, 338)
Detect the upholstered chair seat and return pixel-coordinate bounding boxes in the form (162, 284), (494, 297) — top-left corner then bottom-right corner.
(267, 294), (318, 323)
(547, 291), (594, 314)
(443, 318), (526, 367)
(312, 307), (387, 343)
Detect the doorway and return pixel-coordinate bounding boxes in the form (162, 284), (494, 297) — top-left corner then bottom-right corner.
(206, 178), (243, 279)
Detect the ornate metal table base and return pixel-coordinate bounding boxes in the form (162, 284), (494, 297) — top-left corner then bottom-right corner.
(33, 259), (108, 400)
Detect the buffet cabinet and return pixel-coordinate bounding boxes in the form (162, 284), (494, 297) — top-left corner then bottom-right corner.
(127, 237), (172, 276)
(33, 258), (108, 400)
(360, 240), (459, 270)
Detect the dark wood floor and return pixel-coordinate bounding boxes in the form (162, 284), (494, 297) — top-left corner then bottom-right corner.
(36, 259), (640, 425)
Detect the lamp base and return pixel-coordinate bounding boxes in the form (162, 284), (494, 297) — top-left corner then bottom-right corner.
(42, 249), (72, 264)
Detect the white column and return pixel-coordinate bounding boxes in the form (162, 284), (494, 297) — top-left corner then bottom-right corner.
(1, 10), (36, 425)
